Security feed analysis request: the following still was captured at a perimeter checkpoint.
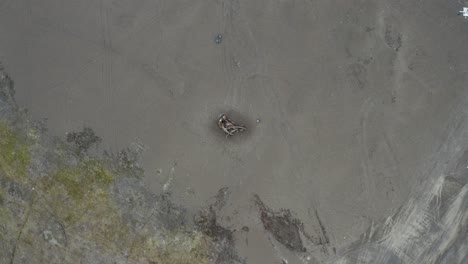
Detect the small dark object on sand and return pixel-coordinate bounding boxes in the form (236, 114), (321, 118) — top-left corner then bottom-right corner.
(215, 34), (223, 44)
(217, 114), (246, 137)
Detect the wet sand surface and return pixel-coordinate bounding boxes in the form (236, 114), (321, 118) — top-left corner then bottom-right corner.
(2, 0), (468, 263)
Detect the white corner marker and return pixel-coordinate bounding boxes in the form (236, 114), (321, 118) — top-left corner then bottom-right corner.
(460, 7), (468, 19)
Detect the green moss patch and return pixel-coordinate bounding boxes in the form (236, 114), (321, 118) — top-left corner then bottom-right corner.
(36, 159), (133, 254)
(0, 122), (30, 182)
(40, 160), (114, 225)
(129, 230), (211, 264)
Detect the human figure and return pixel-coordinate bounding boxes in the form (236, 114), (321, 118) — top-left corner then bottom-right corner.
(217, 114), (246, 136)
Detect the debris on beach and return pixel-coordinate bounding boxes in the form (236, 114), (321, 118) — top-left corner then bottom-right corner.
(215, 34), (223, 44)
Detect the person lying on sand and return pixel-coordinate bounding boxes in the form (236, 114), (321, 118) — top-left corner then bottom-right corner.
(217, 114), (246, 136)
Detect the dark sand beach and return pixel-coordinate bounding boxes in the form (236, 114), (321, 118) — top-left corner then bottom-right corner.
(1, 0), (468, 263)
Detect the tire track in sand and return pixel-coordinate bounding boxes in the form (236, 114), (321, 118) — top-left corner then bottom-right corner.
(219, 0), (242, 107)
(100, 0), (115, 146)
(359, 98), (377, 216)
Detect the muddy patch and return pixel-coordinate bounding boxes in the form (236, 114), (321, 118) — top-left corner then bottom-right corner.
(253, 194), (333, 258)
(254, 194), (307, 252)
(195, 187), (245, 264)
(347, 62), (368, 90)
(384, 24), (402, 52)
